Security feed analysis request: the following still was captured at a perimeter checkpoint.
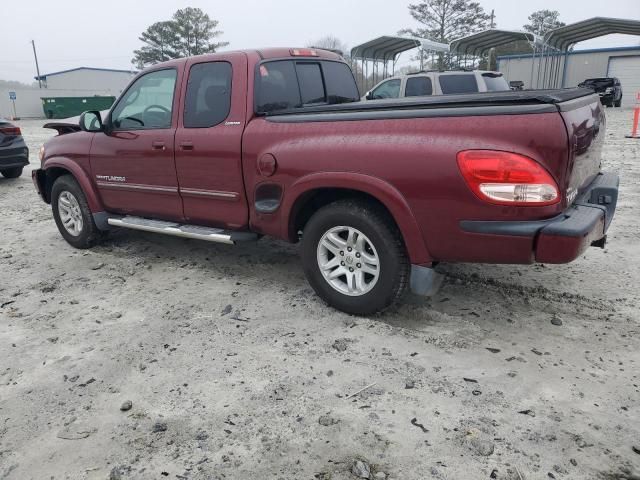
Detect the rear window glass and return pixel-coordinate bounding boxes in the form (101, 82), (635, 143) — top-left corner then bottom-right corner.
(256, 60), (359, 114)
(405, 77), (433, 97)
(482, 73), (510, 92)
(323, 61), (360, 104)
(297, 63), (325, 105)
(438, 74), (478, 94)
(256, 61), (301, 113)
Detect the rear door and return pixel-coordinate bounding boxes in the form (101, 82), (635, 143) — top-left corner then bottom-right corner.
(174, 54), (249, 229)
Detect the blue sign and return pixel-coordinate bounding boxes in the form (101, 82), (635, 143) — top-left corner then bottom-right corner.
(9, 91), (16, 100)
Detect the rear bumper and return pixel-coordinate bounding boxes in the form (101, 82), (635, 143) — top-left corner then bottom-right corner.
(0, 144), (29, 169)
(460, 171), (619, 264)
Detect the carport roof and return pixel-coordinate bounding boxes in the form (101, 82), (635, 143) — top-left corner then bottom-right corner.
(34, 67), (137, 81)
(545, 17), (640, 51)
(449, 29), (539, 57)
(350, 35), (449, 62)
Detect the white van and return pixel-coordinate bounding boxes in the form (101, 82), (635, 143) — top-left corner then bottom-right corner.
(363, 70), (510, 100)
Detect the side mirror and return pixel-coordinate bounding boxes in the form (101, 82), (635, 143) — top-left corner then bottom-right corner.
(365, 91), (374, 100)
(79, 110), (104, 133)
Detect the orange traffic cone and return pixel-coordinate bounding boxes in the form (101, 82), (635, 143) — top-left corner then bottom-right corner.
(626, 92), (640, 139)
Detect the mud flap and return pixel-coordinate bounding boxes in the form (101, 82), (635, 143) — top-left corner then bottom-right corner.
(410, 265), (444, 297)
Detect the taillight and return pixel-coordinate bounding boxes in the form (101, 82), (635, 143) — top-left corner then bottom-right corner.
(457, 150), (559, 206)
(290, 48), (319, 57)
(0, 126), (21, 136)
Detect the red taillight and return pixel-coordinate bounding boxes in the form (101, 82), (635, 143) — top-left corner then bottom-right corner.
(0, 126), (21, 136)
(456, 150), (559, 206)
(290, 48), (319, 57)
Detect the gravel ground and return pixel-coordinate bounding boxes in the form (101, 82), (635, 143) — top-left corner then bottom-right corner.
(1, 110), (639, 480)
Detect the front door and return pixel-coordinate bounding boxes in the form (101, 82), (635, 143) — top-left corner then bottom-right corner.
(174, 55), (248, 229)
(90, 67), (183, 221)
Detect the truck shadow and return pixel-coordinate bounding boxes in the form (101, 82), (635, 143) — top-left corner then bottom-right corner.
(96, 228), (612, 338)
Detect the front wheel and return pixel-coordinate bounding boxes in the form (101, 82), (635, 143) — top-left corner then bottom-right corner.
(51, 175), (103, 249)
(300, 200), (409, 315)
(1, 167), (23, 178)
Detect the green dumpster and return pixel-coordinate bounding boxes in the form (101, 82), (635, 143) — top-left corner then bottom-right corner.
(41, 96), (116, 119)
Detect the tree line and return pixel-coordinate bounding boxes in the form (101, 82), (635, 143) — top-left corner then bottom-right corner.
(132, 4), (565, 70)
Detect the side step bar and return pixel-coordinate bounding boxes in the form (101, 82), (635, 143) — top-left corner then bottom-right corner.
(107, 216), (258, 245)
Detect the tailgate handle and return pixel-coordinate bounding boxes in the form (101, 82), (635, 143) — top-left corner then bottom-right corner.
(180, 141), (194, 151)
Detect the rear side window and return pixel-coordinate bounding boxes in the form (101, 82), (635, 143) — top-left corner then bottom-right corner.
(482, 73), (509, 92)
(184, 62), (232, 128)
(405, 77), (433, 97)
(256, 60), (359, 113)
(438, 74), (478, 94)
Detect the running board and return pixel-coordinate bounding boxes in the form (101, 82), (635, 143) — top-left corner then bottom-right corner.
(107, 216), (258, 244)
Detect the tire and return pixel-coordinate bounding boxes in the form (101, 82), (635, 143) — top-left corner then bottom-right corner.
(300, 200), (409, 316)
(51, 175), (103, 249)
(1, 167), (23, 178)
(615, 98), (622, 107)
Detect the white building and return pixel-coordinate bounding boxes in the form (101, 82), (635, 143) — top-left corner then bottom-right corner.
(0, 67), (137, 119)
(35, 67), (136, 94)
(497, 46), (640, 108)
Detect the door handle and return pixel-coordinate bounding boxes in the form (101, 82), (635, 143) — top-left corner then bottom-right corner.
(152, 141), (165, 151)
(180, 141), (194, 151)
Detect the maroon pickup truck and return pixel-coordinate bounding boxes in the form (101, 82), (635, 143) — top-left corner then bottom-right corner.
(33, 48), (619, 315)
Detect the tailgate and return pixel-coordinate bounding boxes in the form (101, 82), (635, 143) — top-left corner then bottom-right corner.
(558, 93), (605, 205)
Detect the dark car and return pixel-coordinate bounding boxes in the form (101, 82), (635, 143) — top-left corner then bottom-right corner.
(578, 77), (622, 107)
(0, 119), (29, 178)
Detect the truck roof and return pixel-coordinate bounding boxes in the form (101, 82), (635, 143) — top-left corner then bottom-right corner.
(146, 48), (344, 71)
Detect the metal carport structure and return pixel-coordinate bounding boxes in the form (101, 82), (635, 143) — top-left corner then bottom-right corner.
(449, 29), (542, 85)
(449, 29), (539, 57)
(540, 17), (640, 89)
(350, 36), (449, 92)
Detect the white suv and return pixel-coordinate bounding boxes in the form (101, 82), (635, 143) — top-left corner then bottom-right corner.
(364, 70), (510, 100)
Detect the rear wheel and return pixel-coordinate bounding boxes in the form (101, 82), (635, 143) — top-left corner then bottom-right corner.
(615, 98), (622, 107)
(1, 167), (23, 178)
(300, 200), (409, 315)
(51, 175), (103, 249)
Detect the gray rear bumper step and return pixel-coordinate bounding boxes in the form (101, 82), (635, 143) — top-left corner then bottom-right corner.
(107, 216), (257, 244)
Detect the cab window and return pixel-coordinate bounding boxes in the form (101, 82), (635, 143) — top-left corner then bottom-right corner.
(111, 69), (177, 130)
(184, 62), (232, 128)
(255, 60), (359, 113)
(371, 79), (401, 99)
(405, 77), (433, 97)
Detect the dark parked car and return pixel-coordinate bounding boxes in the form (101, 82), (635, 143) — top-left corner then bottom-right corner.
(578, 78), (622, 107)
(0, 119), (29, 178)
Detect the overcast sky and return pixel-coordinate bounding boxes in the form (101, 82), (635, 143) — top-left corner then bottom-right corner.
(1, 0), (639, 83)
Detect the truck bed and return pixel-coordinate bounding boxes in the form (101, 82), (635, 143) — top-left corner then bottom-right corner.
(263, 88), (597, 120)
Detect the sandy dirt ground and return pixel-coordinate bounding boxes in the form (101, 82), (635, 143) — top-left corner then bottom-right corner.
(1, 109), (639, 480)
